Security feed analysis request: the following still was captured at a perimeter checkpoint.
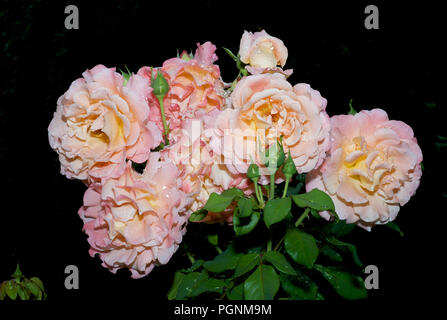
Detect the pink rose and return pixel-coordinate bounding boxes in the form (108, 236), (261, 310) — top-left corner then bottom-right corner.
(162, 109), (252, 223)
(78, 153), (191, 278)
(139, 42), (225, 132)
(239, 30), (288, 69)
(210, 74), (331, 184)
(48, 65), (162, 183)
(306, 109), (423, 230)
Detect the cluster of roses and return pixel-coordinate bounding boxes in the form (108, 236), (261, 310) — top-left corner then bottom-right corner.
(48, 30), (422, 279)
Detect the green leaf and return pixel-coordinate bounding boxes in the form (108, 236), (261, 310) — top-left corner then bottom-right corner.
(325, 236), (363, 268)
(24, 279), (40, 298)
(279, 272), (319, 300)
(167, 272), (186, 300)
(314, 265), (367, 300)
(189, 209), (208, 222)
(324, 220), (355, 237)
(0, 282), (7, 300)
(5, 280), (17, 300)
(207, 234), (218, 246)
(17, 285), (30, 300)
(234, 211), (261, 236)
(221, 188), (244, 198)
(244, 264), (280, 300)
(308, 208), (320, 219)
(321, 245), (343, 262)
(234, 253), (259, 278)
(203, 245), (241, 273)
(292, 189), (336, 213)
(237, 197), (253, 218)
(223, 47), (238, 61)
(190, 278), (226, 297)
(263, 197), (292, 228)
(175, 271), (208, 300)
(264, 251), (297, 276)
(385, 221), (404, 237)
(30, 277), (45, 292)
(228, 283), (244, 300)
(204, 189), (242, 212)
(284, 229), (319, 268)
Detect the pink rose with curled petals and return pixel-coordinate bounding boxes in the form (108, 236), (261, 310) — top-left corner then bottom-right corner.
(48, 64), (163, 183)
(162, 109), (253, 224)
(139, 42), (225, 132)
(306, 109), (423, 230)
(78, 153), (192, 278)
(239, 30), (289, 74)
(209, 73), (331, 185)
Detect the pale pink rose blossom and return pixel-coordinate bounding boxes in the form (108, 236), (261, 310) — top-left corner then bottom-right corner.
(162, 109), (252, 224)
(210, 73), (331, 184)
(306, 109), (423, 230)
(245, 66), (293, 78)
(48, 64), (162, 183)
(239, 30), (288, 69)
(78, 153), (192, 278)
(138, 42), (225, 132)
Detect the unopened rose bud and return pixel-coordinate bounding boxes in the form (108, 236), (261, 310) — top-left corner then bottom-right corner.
(151, 70), (169, 99)
(247, 163), (260, 182)
(283, 150), (297, 180)
(264, 140), (285, 172)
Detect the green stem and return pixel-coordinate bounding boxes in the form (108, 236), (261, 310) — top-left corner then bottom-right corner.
(215, 246), (223, 255)
(274, 237), (284, 251)
(184, 248), (195, 265)
(282, 178), (290, 198)
(295, 208), (310, 228)
(269, 174), (275, 200)
(267, 234), (272, 252)
(158, 97), (169, 145)
(255, 183), (265, 208)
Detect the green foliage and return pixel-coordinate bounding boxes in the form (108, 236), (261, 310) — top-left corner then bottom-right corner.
(385, 221), (404, 237)
(292, 189), (336, 213)
(233, 209), (261, 236)
(264, 251), (297, 276)
(280, 272), (320, 300)
(263, 197), (291, 228)
(284, 229), (319, 268)
(324, 219), (355, 237)
(168, 150), (367, 301)
(204, 188), (243, 212)
(244, 264), (279, 300)
(223, 47), (248, 77)
(234, 253), (259, 278)
(348, 99), (357, 115)
(118, 65), (131, 86)
(203, 245), (241, 273)
(314, 265), (367, 300)
(189, 209), (208, 222)
(0, 264), (47, 300)
(325, 236), (363, 268)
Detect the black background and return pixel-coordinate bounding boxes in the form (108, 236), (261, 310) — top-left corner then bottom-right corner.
(0, 0), (445, 312)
